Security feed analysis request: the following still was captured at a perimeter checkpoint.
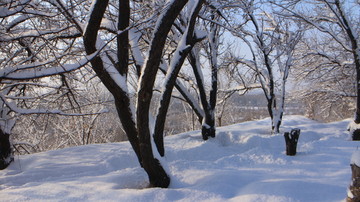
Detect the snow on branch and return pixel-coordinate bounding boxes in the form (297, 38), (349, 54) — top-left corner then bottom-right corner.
(0, 26), (79, 42)
(219, 83), (262, 94)
(0, 93), (109, 117)
(0, 51), (99, 80)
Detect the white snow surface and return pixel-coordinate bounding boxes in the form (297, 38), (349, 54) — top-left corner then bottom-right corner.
(0, 115), (356, 201)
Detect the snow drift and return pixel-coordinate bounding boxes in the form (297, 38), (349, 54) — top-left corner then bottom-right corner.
(0, 116), (356, 201)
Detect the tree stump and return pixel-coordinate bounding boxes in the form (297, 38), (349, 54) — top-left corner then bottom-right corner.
(284, 128), (300, 156)
(352, 129), (360, 141)
(347, 164), (360, 201)
(347, 121), (360, 141)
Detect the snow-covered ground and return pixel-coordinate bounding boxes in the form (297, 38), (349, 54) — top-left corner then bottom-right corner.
(0, 115), (357, 201)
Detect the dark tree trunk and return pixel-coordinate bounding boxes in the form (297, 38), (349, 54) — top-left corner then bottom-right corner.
(347, 164), (360, 201)
(351, 129), (360, 141)
(188, 51), (215, 140)
(207, 11), (218, 140)
(83, 0), (142, 165)
(252, 11), (277, 134)
(154, 47), (191, 156)
(117, 0), (130, 76)
(153, 0), (204, 156)
(275, 111), (283, 134)
(114, 99), (142, 164)
(266, 97), (276, 133)
(354, 55), (360, 125)
(334, 1), (360, 129)
(202, 115), (215, 140)
(137, 0), (189, 187)
(0, 129), (13, 170)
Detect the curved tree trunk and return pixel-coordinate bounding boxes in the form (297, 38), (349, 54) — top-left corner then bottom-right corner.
(137, 0), (189, 187)
(333, 0), (360, 139)
(153, 0), (204, 156)
(188, 50), (213, 140)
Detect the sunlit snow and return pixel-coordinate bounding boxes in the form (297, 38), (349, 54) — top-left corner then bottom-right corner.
(0, 115), (356, 201)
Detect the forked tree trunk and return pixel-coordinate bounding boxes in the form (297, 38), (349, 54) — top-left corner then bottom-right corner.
(187, 7), (219, 141)
(83, 0), (172, 188)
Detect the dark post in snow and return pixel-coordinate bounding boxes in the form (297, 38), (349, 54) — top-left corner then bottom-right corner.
(347, 122), (360, 141)
(284, 128), (300, 156)
(352, 129), (360, 141)
(347, 164), (360, 201)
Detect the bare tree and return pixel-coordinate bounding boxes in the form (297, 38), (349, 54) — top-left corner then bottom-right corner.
(227, 0), (303, 133)
(291, 33), (355, 122)
(0, 0), (101, 167)
(72, 0), (204, 187)
(274, 0), (360, 136)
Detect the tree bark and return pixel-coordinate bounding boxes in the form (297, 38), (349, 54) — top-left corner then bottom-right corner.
(188, 50), (215, 140)
(137, 0), (189, 187)
(206, 10), (219, 140)
(347, 164), (360, 201)
(0, 129), (13, 170)
(83, 0), (142, 164)
(153, 0), (204, 156)
(333, 0), (360, 134)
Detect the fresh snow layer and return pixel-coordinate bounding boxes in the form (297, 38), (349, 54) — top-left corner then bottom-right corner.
(0, 115), (356, 202)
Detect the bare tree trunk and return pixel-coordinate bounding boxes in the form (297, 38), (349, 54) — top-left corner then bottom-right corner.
(188, 50), (214, 140)
(154, 0), (204, 156)
(350, 46), (360, 126)
(187, 9), (219, 141)
(355, 66), (360, 124)
(0, 129), (13, 170)
(347, 164), (360, 201)
(332, 0), (360, 138)
(206, 11), (219, 140)
(82, 0), (143, 166)
(333, 0), (360, 125)
(137, 0), (189, 187)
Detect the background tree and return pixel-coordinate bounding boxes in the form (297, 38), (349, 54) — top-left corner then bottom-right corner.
(0, 0), (104, 166)
(274, 0), (360, 137)
(227, 0), (303, 133)
(291, 32), (355, 122)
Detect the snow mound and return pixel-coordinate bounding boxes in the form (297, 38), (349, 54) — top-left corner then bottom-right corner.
(0, 116), (357, 201)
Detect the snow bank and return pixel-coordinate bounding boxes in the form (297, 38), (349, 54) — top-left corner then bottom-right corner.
(0, 116), (356, 201)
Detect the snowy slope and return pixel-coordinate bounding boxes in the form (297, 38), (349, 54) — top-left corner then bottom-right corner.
(0, 116), (356, 202)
